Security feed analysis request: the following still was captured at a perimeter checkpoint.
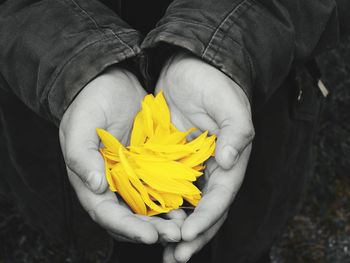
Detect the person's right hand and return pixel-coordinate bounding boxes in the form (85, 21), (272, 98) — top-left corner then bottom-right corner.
(59, 66), (181, 244)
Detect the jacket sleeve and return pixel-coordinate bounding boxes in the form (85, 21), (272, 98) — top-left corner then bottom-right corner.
(141, 0), (340, 103)
(0, 0), (142, 125)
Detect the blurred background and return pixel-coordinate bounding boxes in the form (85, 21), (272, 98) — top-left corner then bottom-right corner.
(0, 38), (349, 263)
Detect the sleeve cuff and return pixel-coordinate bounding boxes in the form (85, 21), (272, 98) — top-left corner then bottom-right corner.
(47, 30), (142, 126)
(141, 20), (254, 102)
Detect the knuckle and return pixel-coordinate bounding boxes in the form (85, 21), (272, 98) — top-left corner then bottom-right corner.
(64, 152), (75, 167)
(208, 182), (234, 199)
(65, 150), (79, 171)
(88, 209), (97, 222)
(241, 123), (255, 141)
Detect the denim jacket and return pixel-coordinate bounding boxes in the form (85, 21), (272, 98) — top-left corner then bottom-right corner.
(0, 0), (348, 262)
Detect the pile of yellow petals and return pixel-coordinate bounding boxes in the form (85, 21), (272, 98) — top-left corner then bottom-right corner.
(97, 91), (216, 216)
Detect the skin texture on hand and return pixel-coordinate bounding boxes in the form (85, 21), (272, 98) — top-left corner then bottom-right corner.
(155, 52), (254, 262)
(59, 66), (181, 244)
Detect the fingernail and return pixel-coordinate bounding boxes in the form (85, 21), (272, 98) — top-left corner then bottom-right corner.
(87, 172), (102, 193)
(223, 145), (239, 165)
(161, 234), (180, 243)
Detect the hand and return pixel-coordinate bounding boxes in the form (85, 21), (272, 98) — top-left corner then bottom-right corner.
(155, 52), (254, 262)
(162, 152), (250, 263)
(59, 66), (180, 244)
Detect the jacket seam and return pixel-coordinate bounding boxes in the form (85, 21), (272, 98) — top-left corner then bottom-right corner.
(202, 0), (248, 56)
(143, 27), (253, 99)
(202, 0), (256, 90)
(157, 18), (216, 31)
(143, 29), (252, 101)
(67, 0), (136, 55)
(106, 28), (136, 55)
(145, 20), (220, 45)
(45, 34), (131, 119)
(69, 0), (101, 30)
(145, 21), (244, 55)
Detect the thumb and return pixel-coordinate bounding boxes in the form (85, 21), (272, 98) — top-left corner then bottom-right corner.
(205, 85), (254, 170)
(201, 78), (254, 170)
(59, 109), (108, 194)
(64, 145), (108, 194)
(215, 119), (254, 170)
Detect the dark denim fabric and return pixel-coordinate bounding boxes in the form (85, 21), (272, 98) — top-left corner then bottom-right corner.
(0, 0), (347, 262)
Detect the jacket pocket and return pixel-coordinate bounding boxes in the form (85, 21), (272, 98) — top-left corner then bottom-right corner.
(291, 61), (328, 122)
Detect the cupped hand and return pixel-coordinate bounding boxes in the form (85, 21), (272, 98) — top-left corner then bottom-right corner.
(59, 66), (180, 244)
(155, 52), (254, 262)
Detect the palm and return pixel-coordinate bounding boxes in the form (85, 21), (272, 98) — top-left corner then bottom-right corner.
(156, 52), (254, 262)
(155, 82), (248, 235)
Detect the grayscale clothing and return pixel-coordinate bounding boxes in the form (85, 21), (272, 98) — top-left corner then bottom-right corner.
(0, 0), (349, 262)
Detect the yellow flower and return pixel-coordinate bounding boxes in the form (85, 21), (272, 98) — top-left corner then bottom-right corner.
(97, 91), (216, 216)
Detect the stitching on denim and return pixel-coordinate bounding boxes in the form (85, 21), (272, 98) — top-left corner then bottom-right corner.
(70, 0), (100, 30)
(46, 35), (133, 120)
(158, 18), (216, 31)
(202, 0), (256, 87)
(145, 21), (244, 53)
(47, 35), (116, 92)
(107, 29), (136, 55)
(143, 28), (255, 95)
(202, 0), (249, 56)
(68, 0), (135, 55)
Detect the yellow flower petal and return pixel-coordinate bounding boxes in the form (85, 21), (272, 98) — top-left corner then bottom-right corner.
(193, 165), (206, 171)
(147, 210), (163, 217)
(185, 130), (208, 151)
(161, 193), (184, 208)
(144, 143), (195, 154)
(98, 91), (216, 216)
(100, 149), (120, 162)
(141, 101), (154, 139)
(180, 134), (216, 167)
(124, 151), (169, 162)
(130, 111), (147, 146)
(136, 169), (201, 195)
(96, 128), (124, 154)
(119, 148), (169, 213)
(143, 94), (162, 130)
(134, 159), (200, 181)
(183, 194), (201, 206)
(101, 153), (117, 192)
(143, 186), (166, 208)
(154, 91), (171, 128)
(112, 164), (147, 215)
(149, 127), (196, 145)
(158, 151), (196, 161)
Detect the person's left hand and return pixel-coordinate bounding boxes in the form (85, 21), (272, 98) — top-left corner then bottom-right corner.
(162, 152), (251, 262)
(155, 51), (254, 262)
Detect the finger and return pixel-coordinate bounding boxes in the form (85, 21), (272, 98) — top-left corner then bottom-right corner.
(164, 209), (188, 228)
(215, 116), (254, 170)
(138, 215), (181, 242)
(174, 212), (227, 263)
(163, 244), (178, 263)
(205, 83), (254, 170)
(60, 102), (108, 194)
(107, 231), (138, 243)
(181, 146), (251, 241)
(67, 167), (158, 244)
